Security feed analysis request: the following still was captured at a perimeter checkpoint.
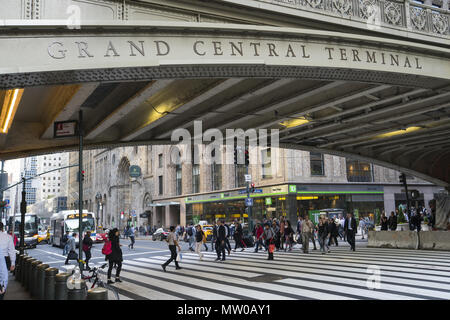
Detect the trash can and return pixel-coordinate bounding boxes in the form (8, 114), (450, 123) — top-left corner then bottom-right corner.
(44, 267), (59, 300)
(87, 287), (108, 300)
(55, 272), (71, 300)
(31, 260), (42, 297)
(36, 263), (49, 300)
(67, 278), (86, 300)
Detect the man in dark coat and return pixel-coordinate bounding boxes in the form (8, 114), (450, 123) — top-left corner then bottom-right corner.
(215, 220), (226, 261)
(388, 211), (397, 231)
(344, 213), (357, 251)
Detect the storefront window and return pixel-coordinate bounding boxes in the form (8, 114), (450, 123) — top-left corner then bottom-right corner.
(211, 163), (222, 191)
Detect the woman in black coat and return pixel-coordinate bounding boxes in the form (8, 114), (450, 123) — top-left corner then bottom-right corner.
(328, 218), (339, 246)
(380, 216), (389, 231)
(106, 228), (123, 284)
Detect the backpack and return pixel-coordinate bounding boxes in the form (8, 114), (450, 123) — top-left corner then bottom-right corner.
(187, 227), (193, 236)
(102, 240), (112, 255)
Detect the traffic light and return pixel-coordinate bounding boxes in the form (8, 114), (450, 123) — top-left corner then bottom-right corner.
(245, 149), (249, 166)
(121, 211), (124, 220)
(411, 190), (420, 200)
(399, 173), (406, 184)
(234, 149), (237, 165)
(76, 170), (86, 182)
(251, 183), (255, 193)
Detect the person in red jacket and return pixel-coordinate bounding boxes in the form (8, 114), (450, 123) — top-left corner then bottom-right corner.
(7, 230), (17, 247)
(254, 223), (265, 253)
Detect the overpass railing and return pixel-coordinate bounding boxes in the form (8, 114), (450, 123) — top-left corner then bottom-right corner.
(254, 0), (449, 38)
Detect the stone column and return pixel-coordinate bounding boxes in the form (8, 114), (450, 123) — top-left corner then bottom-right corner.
(383, 187), (396, 215)
(287, 194), (298, 224)
(165, 205), (170, 228)
(180, 200), (186, 227)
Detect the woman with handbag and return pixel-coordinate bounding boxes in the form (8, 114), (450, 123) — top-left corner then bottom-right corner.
(263, 223), (275, 260)
(106, 228), (123, 284)
(64, 233), (78, 265)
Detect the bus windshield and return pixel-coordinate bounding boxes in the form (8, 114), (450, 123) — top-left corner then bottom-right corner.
(64, 217), (95, 233)
(9, 215), (39, 237)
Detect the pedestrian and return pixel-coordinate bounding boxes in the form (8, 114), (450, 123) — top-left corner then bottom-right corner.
(0, 222), (15, 275)
(6, 230), (17, 248)
(161, 226), (182, 272)
(279, 216), (285, 250)
(62, 230), (70, 255)
(296, 216), (303, 246)
(64, 233), (78, 265)
(344, 213), (357, 251)
(388, 211), (397, 231)
(128, 225), (136, 249)
(233, 220), (245, 252)
(263, 223), (275, 260)
(215, 220), (226, 261)
(195, 225), (205, 260)
(318, 217), (330, 254)
(0, 249), (8, 300)
(254, 223), (264, 253)
(187, 223), (196, 252)
(82, 231), (93, 270)
(301, 216), (315, 253)
(106, 228), (123, 284)
(380, 215), (389, 231)
(359, 217), (366, 239)
(284, 220), (294, 252)
(224, 222), (232, 255)
(272, 221), (280, 251)
(328, 217), (339, 246)
(211, 221), (218, 252)
(339, 215), (345, 240)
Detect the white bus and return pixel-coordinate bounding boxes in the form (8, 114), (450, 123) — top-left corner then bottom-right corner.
(50, 210), (96, 248)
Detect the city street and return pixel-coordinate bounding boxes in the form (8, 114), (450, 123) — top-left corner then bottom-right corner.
(22, 237), (450, 300)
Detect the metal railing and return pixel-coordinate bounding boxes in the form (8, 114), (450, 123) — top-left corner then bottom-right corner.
(254, 0), (449, 38)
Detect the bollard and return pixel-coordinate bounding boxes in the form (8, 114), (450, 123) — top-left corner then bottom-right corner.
(16, 254), (25, 281)
(20, 256), (30, 286)
(25, 258), (37, 291)
(55, 273), (70, 300)
(36, 263), (49, 300)
(31, 260), (42, 297)
(87, 287), (108, 300)
(67, 279), (86, 300)
(44, 267), (58, 300)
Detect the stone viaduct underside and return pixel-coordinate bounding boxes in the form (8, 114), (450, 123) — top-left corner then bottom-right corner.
(0, 0), (449, 187)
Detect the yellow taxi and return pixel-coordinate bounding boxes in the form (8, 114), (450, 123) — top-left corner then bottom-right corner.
(34, 228), (51, 244)
(201, 225), (214, 241)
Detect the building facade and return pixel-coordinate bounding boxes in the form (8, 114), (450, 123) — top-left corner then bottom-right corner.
(67, 145), (444, 230)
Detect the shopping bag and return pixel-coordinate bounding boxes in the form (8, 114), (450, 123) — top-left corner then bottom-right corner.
(176, 252), (183, 262)
(67, 250), (78, 260)
(268, 244), (275, 254)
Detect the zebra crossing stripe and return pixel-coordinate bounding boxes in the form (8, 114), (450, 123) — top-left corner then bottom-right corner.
(227, 250), (450, 283)
(123, 259), (354, 300)
(174, 252), (450, 299)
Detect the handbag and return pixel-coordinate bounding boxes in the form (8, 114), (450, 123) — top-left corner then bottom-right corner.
(268, 243), (275, 254)
(68, 250), (78, 260)
(176, 252), (183, 262)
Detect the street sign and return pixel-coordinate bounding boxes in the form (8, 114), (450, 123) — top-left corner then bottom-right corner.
(244, 174), (251, 182)
(53, 120), (78, 138)
(245, 197), (253, 206)
(289, 185), (297, 193)
(253, 189), (262, 193)
(129, 165), (142, 178)
(265, 197), (272, 205)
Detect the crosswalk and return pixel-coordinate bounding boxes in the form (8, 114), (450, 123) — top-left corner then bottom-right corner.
(82, 245), (450, 300)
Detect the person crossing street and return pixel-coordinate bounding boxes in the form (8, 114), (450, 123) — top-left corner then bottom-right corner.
(344, 213), (357, 251)
(161, 226), (182, 271)
(128, 225), (136, 249)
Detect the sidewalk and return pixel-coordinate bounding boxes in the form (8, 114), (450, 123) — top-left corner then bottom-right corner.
(4, 273), (33, 300)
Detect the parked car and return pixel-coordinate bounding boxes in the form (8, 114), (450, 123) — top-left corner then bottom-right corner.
(152, 228), (169, 241)
(95, 232), (108, 243)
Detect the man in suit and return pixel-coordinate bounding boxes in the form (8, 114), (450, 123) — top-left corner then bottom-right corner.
(344, 213), (357, 251)
(215, 220), (227, 261)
